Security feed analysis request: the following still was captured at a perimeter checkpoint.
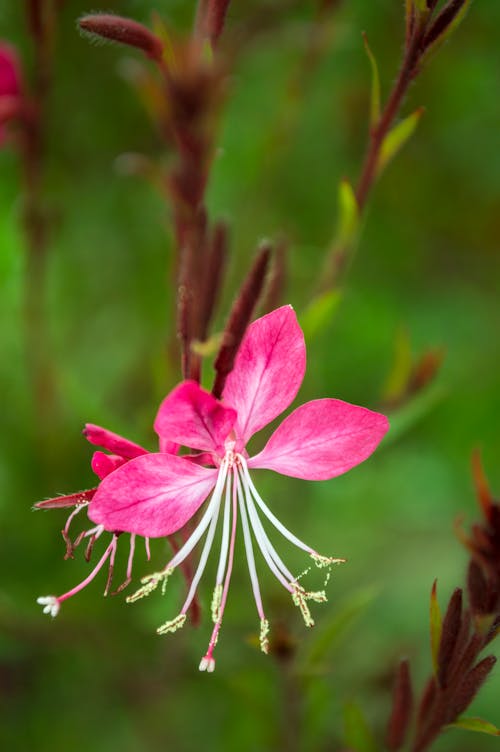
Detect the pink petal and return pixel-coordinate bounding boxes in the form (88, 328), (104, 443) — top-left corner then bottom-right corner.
(222, 306), (306, 445)
(249, 399), (389, 480)
(0, 43), (22, 98)
(159, 436), (179, 455)
(154, 380), (236, 454)
(34, 488), (97, 510)
(91, 451), (128, 480)
(88, 453), (217, 537)
(83, 424), (147, 459)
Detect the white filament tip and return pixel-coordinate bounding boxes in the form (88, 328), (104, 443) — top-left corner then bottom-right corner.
(37, 596), (60, 618)
(199, 655), (216, 673)
(157, 613), (186, 635)
(259, 619), (270, 654)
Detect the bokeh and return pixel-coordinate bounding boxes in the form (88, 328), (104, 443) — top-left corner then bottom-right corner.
(1, 1), (499, 750)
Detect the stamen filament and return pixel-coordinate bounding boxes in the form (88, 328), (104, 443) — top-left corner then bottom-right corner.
(239, 458), (314, 555)
(180, 479), (224, 615)
(235, 468), (265, 621)
(200, 463), (238, 671)
(215, 471), (232, 585)
(240, 467), (296, 583)
(166, 460), (228, 573)
(127, 534), (136, 580)
(57, 537), (116, 605)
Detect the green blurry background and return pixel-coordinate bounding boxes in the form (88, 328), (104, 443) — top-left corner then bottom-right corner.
(1, 1), (499, 750)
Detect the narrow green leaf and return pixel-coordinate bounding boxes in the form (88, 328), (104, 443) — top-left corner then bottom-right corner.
(362, 33), (381, 127)
(381, 328), (412, 403)
(414, 0), (428, 10)
(300, 290), (342, 340)
(450, 716), (500, 736)
(343, 701), (380, 752)
(377, 107), (424, 175)
(337, 178), (359, 246)
(430, 580), (442, 675)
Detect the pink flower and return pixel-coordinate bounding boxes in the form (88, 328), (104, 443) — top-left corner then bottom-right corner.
(37, 306), (389, 671)
(0, 43), (23, 145)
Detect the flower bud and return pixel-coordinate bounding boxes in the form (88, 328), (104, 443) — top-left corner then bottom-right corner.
(79, 14), (164, 62)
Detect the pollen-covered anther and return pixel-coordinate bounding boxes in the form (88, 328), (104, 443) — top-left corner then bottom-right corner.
(126, 568), (172, 603)
(311, 553), (346, 569)
(259, 619), (270, 654)
(37, 596), (60, 617)
(211, 584), (223, 623)
(291, 585), (316, 628)
(157, 613), (186, 636)
(199, 655), (216, 673)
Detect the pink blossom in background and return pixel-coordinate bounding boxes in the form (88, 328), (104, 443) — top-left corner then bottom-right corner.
(0, 42), (23, 144)
(37, 306), (389, 671)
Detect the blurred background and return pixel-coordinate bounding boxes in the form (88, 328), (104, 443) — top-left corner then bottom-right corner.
(1, 1), (499, 750)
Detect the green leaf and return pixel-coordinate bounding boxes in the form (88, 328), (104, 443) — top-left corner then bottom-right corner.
(377, 107), (424, 175)
(300, 587), (378, 672)
(362, 33), (381, 127)
(430, 579), (442, 674)
(381, 328), (413, 403)
(300, 290), (342, 340)
(343, 701), (380, 752)
(338, 178), (359, 246)
(450, 716), (500, 736)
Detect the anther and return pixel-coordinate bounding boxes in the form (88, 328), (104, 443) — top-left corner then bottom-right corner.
(157, 613), (186, 635)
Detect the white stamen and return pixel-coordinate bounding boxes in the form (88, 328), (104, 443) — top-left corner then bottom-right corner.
(83, 524), (104, 539)
(239, 458), (313, 554)
(37, 596), (60, 618)
(63, 503), (86, 535)
(237, 468), (294, 592)
(215, 472), (232, 586)
(127, 534), (136, 580)
(128, 462), (230, 606)
(165, 460), (228, 572)
(235, 469), (266, 620)
(240, 469), (295, 583)
(179, 476), (224, 615)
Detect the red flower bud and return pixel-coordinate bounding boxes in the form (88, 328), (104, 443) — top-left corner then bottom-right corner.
(79, 14), (164, 62)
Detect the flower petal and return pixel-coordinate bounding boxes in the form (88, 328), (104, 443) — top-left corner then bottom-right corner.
(0, 43), (22, 98)
(83, 424), (147, 459)
(248, 398), (389, 480)
(91, 451), (128, 480)
(88, 453), (217, 537)
(154, 380), (236, 453)
(222, 305), (306, 445)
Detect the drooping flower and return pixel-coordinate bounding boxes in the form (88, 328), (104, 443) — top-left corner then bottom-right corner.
(37, 306), (389, 670)
(0, 43), (23, 145)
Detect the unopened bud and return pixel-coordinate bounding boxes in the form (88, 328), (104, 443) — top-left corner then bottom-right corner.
(79, 14), (164, 61)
